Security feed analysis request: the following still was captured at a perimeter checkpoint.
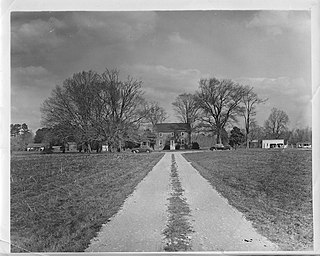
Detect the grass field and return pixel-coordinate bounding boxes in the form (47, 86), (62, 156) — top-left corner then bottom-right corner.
(11, 152), (164, 252)
(183, 149), (313, 251)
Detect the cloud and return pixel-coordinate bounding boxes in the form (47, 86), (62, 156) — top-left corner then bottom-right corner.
(11, 12), (158, 69)
(71, 12), (157, 43)
(246, 11), (310, 36)
(11, 66), (58, 89)
(124, 64), (202, 93)
(168, 32), (189, 45)
(235, 76), (312, 128)
(13, 65), (50, 77)
(121, 64), (204, 121)
(11, 18), (66, 56)
(11, 66), (61, 131)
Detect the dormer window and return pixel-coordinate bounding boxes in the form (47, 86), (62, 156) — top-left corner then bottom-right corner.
(159, 132), (163, 137)
(181, 132), (185, 136)
(171, 132), (174, 137)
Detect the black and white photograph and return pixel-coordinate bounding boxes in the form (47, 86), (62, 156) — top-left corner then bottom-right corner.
(1, 0), (320, 254)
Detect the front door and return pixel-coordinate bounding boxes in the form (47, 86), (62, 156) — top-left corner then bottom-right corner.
(170, 140), (175, 150)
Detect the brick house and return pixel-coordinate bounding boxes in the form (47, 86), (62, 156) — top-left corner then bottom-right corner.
(154, 123), (191, 150)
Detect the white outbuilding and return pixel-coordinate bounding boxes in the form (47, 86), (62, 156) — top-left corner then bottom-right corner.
(262, 139), (284, 149)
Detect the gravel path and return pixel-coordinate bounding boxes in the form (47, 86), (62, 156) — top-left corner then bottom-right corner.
(85, 152), (278, 252)
(176, 152), (278, 251)
(85, 153), (171, 252)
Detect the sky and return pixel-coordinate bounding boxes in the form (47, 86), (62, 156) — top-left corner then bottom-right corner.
(10, 10), (312, 132)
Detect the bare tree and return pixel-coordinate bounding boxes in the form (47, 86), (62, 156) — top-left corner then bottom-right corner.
(97, 69), (146, 149)
(172, 93), (200, 124)
(41, 69), (147, 152)
(264, 107), (289, 139)
(172, 93), (200, 144)
(196, 77), (245, 144)
(144, 101), (168, 126)
(241, 86), (267, 148)
(249, 122), (265, 141)
(41, 70), (101, 152)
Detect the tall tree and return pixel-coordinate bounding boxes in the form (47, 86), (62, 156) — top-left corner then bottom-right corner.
(288, 127), (312, 145)
(172, 93), (200, 125)
(249, 122), (265, 141)
(10, 124), (33, 151)
(241, 86), (267, 148)
(41, 70), (101, 152)
(41, 69), (147, 152)
(34, 128), (51, 143)
(10, 123), (25, 137)
(264, 107), (289, 139)
(34, 126), (73, 146)
(96, 69), (147, 149)
(172, 93), (200, 144)
(196, 77), (246, 144)
(144, 101), (168, 126)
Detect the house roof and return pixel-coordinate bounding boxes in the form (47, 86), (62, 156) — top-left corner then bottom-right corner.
(262, 139), (284, 142)
(66, 141), (77, 145)
(154, 123), (191, 133)
(27, 143), (48, 148)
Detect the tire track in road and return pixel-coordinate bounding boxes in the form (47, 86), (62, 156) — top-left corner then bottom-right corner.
(162, 154), (194, 251)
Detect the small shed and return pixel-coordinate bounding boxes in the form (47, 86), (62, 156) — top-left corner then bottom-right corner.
(249, 140), (261, 148)
(262, 139), (284, 149)
(52, 146), (62, 153)
(66, 142), (78, 152)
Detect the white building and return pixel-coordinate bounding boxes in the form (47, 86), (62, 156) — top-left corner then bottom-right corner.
(262, 139), (284, 149)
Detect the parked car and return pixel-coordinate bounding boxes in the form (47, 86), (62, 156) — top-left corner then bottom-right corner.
(131, 145), (153, 153)
(210, 144), (231, 150)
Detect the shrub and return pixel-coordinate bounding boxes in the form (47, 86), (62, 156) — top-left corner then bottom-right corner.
(41, 148), (53, 154)
(163, 145), (170, 150)
(191, 142), (200, 149)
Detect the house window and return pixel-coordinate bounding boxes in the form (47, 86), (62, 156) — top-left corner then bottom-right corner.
(159, 139), (163, 146)
(181, 132), (185, 136)
(159, 132), (163, 137)
(181, 138), (185, 145)
(171, 132), (174, 137)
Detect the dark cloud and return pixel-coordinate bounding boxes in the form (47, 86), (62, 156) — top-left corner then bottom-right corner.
(11, 12), (158, 73)
(235, 77), (311, 128)
(10, 11), (312, 131)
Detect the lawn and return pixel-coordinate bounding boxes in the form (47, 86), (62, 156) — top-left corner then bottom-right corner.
(10, 151), (164, 252)
(183, 149), (313, 251)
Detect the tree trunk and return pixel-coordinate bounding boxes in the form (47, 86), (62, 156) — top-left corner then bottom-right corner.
(216, 131), (221, 144)
(87, 142), (92, 153)
(245, 133), (249, 149)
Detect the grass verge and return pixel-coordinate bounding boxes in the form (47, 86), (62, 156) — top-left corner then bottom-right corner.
(11, 152), (164, 252)
(183, 149), (313, 251)
(163, 154), (193, 251)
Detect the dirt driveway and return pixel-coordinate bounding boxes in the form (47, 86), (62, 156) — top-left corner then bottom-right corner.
(86, 152), (278, 252)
